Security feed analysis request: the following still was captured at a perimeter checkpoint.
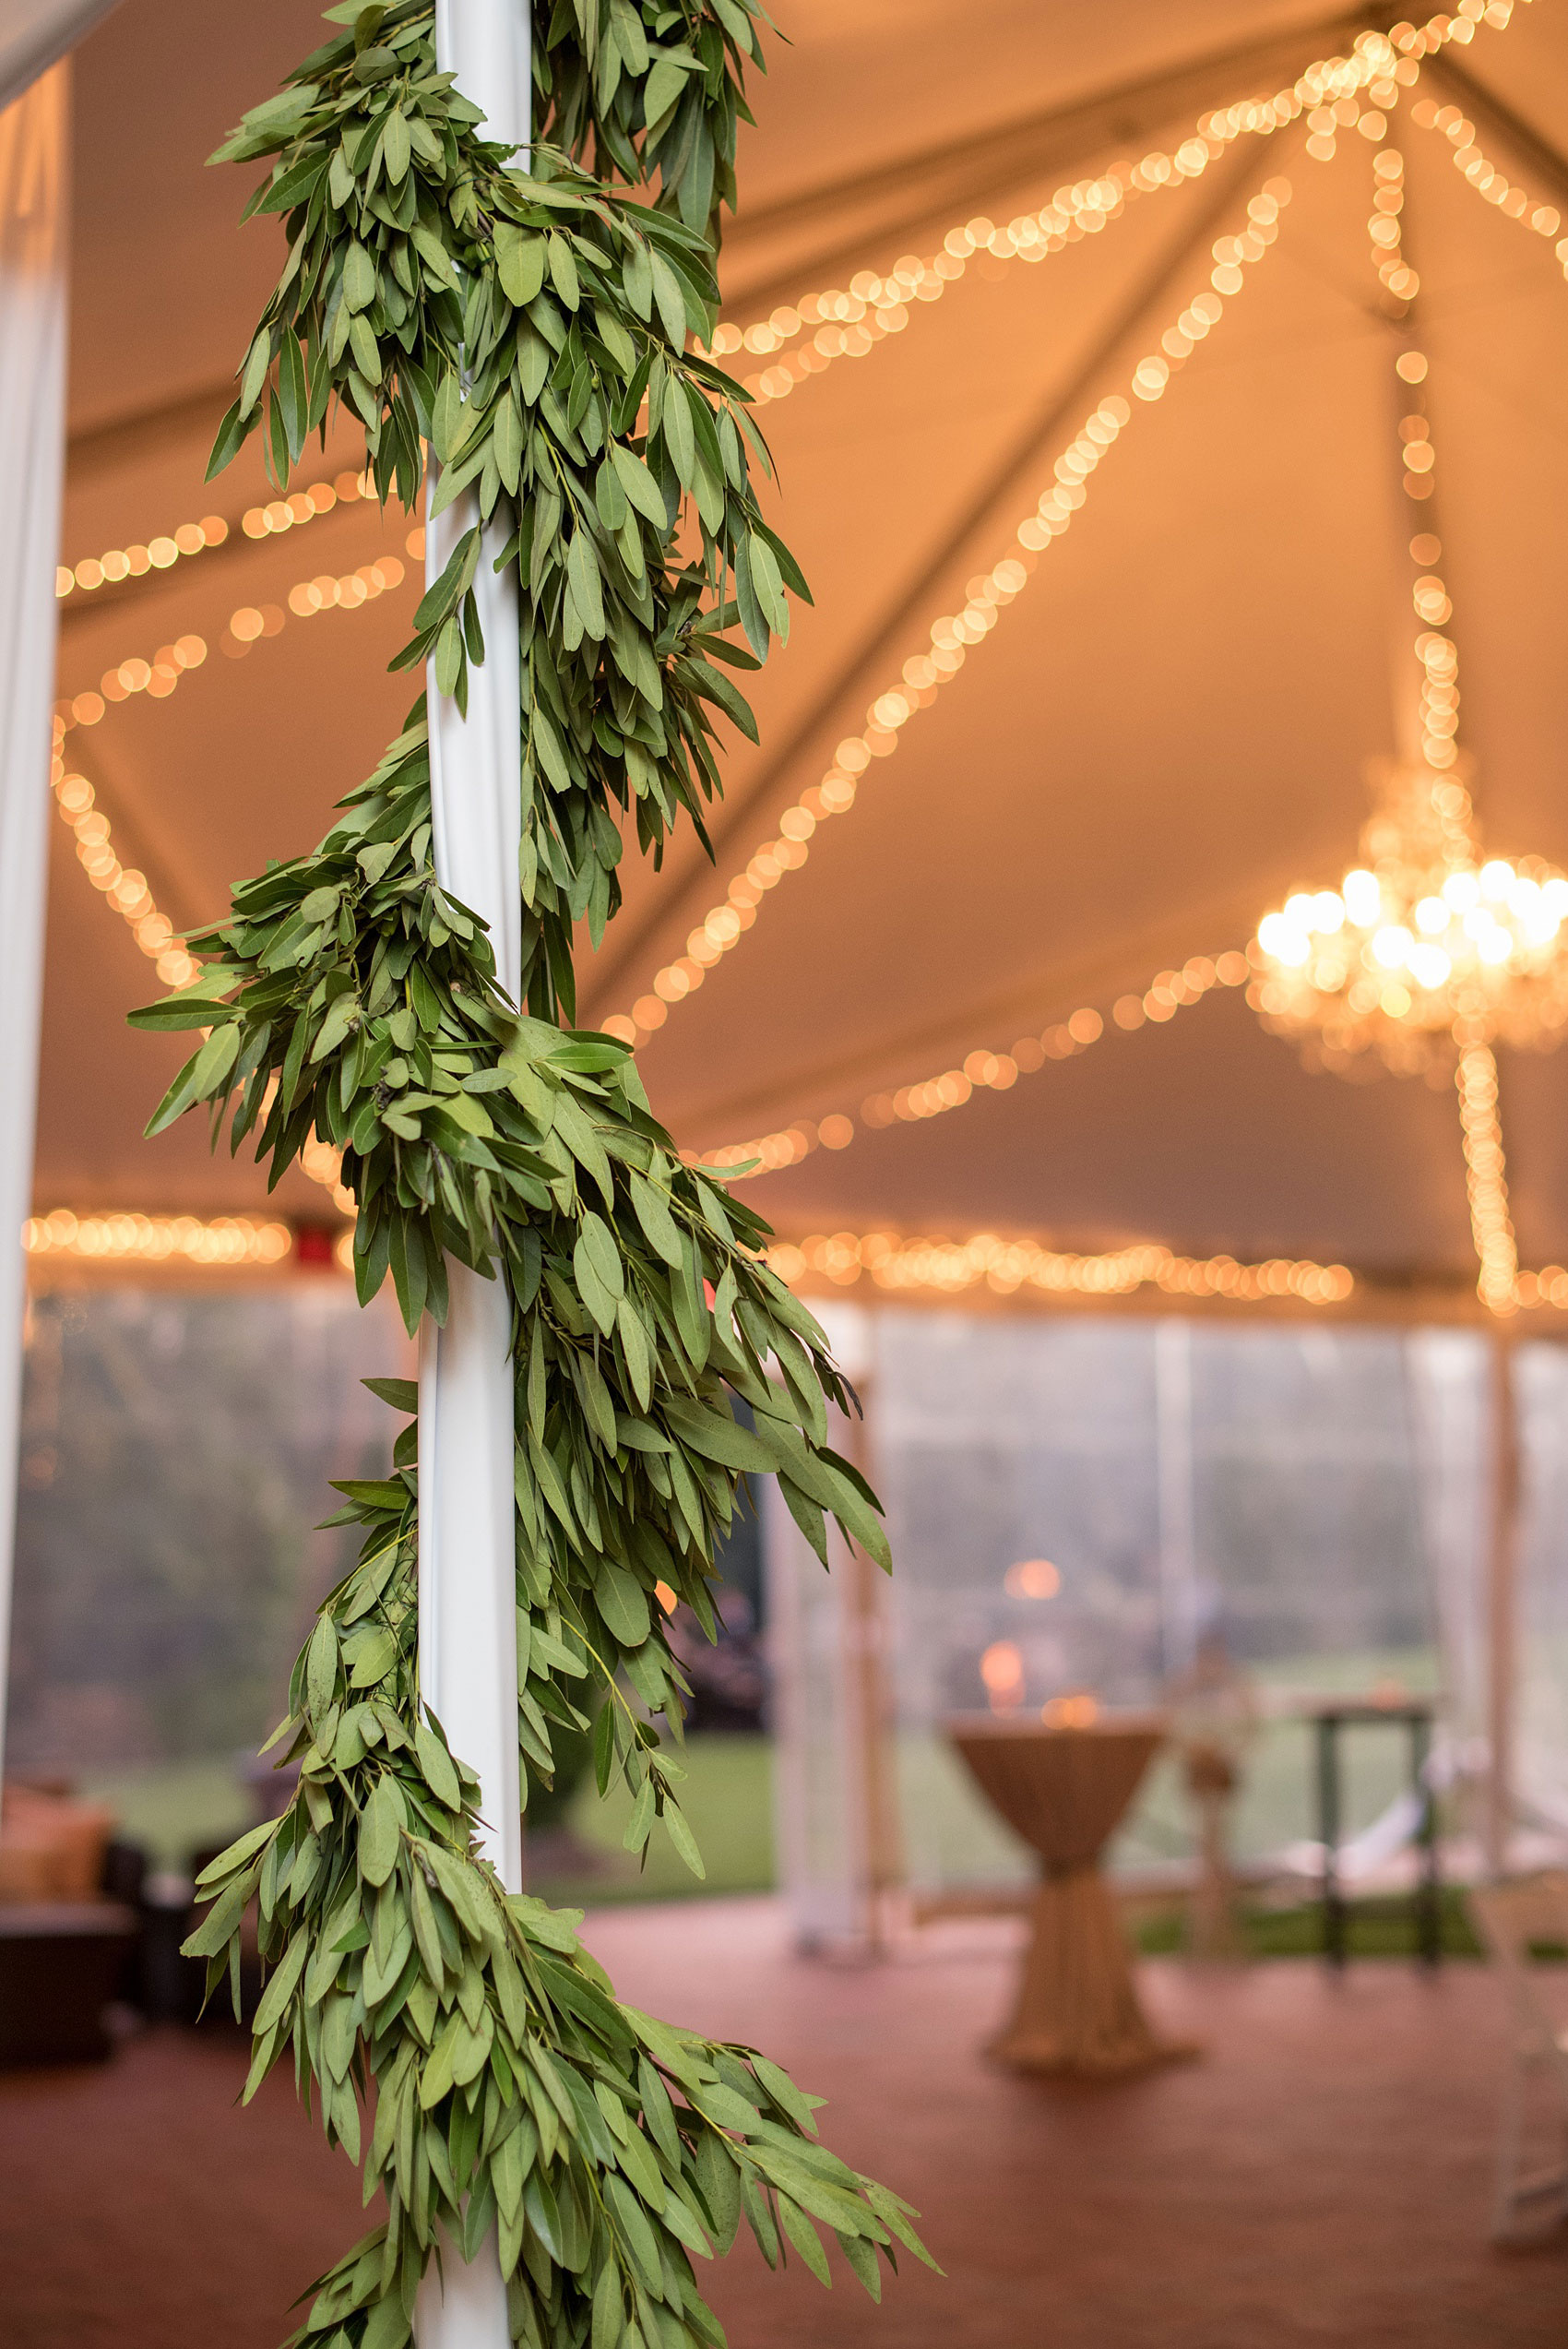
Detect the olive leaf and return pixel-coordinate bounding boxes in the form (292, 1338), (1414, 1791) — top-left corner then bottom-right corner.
(155, 6), (929, 2346)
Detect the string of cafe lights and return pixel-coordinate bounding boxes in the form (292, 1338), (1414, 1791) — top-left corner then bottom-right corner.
(55, 550), (410, 734)
(50, 548), (412, 990)
(607, 173), (1302, 1048)
(1455, 1037), (1518, 1312)
(49, 716), (200, 989)
(607, 7), (1529, 1047)
(1248, 152), (1547, 1318)
(1409, 94), (1566, 261)
(765, 1229), (1355, 1307)
(698, 950), (1251, 1176)
(704, 93), (1568, 1313)
(42, 17), (1515, 608)
(708, 6), (1521, 410)
(53, 467), (404, 603)
(713, 134), (1286, 411)
(23, 1210), (292, 1268)
(30, 6), (1541, 1304)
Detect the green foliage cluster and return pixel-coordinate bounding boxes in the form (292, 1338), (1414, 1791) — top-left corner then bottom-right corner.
(185, 1459), (924, 2349)
(143, 0), (932, 2341)
(207, 0), (801, 1021)
(134, 742), (889, 1816)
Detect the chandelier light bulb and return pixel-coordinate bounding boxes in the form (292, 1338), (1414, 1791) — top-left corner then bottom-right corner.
(1250, 771), (1568, 1077)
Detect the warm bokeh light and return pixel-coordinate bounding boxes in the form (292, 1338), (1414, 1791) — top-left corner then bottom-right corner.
(1042, 1693), (1101, 1728)
(1455, 1039), (1518, 1314)
(24, 1210), (291, 1267)
(766, 1230), (1355, 1306)
(52, 544), (412, 974)
(1249, 141), (1558, 1319)
(1005, 1560), (1061, 1600)
(1252, 346), (1568, 1083)
(54, 470), (380, 602)
(980, 1640), (1026, 1711)
(699, 954), (1249, 1177)
(1412, 90), (1565, 267)
(48, 718), (196, 988)
(709, 17), (1472, 412)
(622, 182), (1298, 1042)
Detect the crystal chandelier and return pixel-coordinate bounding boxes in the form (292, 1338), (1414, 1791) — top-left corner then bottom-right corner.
(1247, 218), (1568, 1317)
(1250, 763), (1568, 1080)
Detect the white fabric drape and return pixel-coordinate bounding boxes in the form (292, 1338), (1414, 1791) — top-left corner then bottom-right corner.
(0, 0), (115, 114)
(0, 59), (67, 1782)
(1509, 1342), (1568, 1841)
(1404, 1330), (1491, 1782)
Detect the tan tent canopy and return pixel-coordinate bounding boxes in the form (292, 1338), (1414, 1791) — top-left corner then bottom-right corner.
(40, 0), (1568, 1295)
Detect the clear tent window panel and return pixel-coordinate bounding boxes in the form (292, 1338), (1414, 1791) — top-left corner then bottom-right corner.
(768, 1310), (1501, 1918)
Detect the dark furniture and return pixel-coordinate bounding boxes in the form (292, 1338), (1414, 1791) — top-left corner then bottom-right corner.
(1309, 1699), (1441, 1968)
(0, 1901), (139, 2063)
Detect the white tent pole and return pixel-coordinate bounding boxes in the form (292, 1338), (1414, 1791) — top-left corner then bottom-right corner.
(0, 60), (69, 1793)
(414, 6), (529, 2344)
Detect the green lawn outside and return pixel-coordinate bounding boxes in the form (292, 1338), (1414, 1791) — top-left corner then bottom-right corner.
(82, 1757), (255, 1870)
(528, 1733), (775, 1907)
(79, 1736), (778, 1899)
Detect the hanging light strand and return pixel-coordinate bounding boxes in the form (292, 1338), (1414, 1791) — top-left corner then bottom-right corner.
(54, 551), (411, 736)
(1455, 1037), (1519, 1311)
(766, 1227), (1355, 1307)
(53, 467), (395, 604)
(23, 1208), (292, 1267)
(1247, 138), (1565, 1318)
(608, 12), (1537, 1046)
(609, 171), (1306, 1048)
(49, 722), (198, 990)
(697, 950), (1250, 1176)
(50, 553), (414, 976)
(711, 10), (1521, 411)
(1409, 93), (1564, 263)
(716, 131), (1278, 411)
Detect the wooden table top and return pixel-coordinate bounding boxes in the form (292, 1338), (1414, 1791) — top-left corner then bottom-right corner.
(947, 1712), (1169, 1870)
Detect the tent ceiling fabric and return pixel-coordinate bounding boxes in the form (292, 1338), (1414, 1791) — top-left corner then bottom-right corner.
(34, 0), (1568, 1279)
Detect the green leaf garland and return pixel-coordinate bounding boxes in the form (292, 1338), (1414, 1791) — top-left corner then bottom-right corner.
(146, 2), (933, 2343)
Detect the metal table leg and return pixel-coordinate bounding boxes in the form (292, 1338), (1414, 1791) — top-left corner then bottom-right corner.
(1412, 1711), (1442, 1969)
(1316, 1712), (1345, 1968)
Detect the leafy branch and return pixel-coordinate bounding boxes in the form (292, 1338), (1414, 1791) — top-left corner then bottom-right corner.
(145, 1), (933, 2339)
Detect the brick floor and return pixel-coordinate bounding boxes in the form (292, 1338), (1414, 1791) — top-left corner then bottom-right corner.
(1, 1899), (1562, 2347)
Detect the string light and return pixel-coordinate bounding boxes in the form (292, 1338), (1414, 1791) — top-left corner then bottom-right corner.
(1514, 1264), (1568, 1311)
(1455, 1037), (1518, 1312)
(49, 721), (197, 988)
(698, 951), (1249, 1176)
(766, 1228), (1355, 1307)
(608, 180), (1298, 1047)
(53, 469), (389, 603)
(1409, 94), (1564, 267)
(716, 150), (1249, 411)
(53, 630), (209, 735)
(605, 12), (1538, 1043)
(55, 551), (410, 733)
(300, 1133), (357, 1218)
(23, 1209), (292, 1267)
(1368, 141), (1420, 302)
(57, 516), (228, 600)
(709, 22), (1455, 410)
(1250, 150), (1561, 1318)
(1251, 348), (1568, 1080)
(49, 551), (411, 974)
